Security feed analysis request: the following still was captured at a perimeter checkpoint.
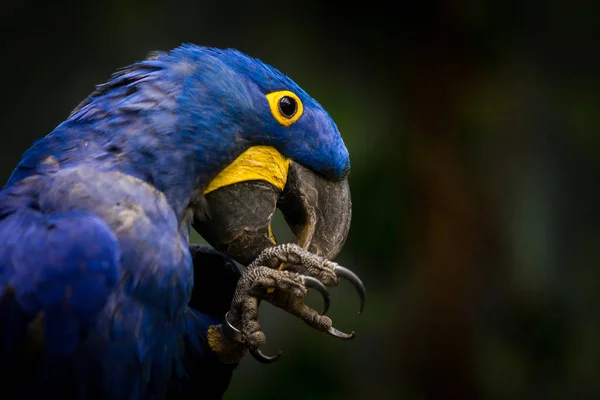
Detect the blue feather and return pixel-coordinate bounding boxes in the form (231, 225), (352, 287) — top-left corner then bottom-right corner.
(0, 43), (349, 399)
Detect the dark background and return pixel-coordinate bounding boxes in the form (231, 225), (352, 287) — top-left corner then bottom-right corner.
(2, 1), (599, 399)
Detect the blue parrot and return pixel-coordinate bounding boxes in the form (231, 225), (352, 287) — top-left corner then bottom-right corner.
(0, 44), (365, 399)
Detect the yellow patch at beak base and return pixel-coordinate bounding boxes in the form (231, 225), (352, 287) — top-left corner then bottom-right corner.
(203, 146), (291, 195)
(203, 145), (292, 294)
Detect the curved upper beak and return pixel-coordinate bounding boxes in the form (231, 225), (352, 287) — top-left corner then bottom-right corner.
(278, 162), (351, 259)
(193, 161), (351, 266)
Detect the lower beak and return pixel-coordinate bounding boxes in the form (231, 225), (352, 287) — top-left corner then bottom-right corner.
(193, 161), (352, 266)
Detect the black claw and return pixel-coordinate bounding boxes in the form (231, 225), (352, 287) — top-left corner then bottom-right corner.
(250, 347), (282, 364)
(333, 266), (366, 314)
(222, 311), (245, 343)
(303, 276), (331, 315)
(327, 326), (356, 340)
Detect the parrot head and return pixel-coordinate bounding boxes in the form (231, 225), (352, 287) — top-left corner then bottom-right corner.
(44, 43), (352, 266)
(178, 46), (352, 265)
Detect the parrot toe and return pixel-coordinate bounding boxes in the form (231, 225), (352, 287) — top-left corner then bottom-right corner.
(219, 243), (364, 363)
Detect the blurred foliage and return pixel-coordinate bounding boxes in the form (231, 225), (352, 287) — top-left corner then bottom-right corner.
(1, 1), (599, 399)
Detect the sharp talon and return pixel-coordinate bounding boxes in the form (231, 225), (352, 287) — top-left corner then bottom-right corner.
(303, 276), (331, 315)
(222, 311), (245, 343)
(250, 347), (282, 364)
(334, 266), (366, 314)
(327, 326), (356, 340)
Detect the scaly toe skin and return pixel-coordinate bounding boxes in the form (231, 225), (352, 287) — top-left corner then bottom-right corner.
(224, 265), (333, 363)
(223, 246), (365, 363)
(249, 244), (366, 314)
(246, 331), (267, 349)
(249, 244), (339, 286)
(273, 299), (332, 332)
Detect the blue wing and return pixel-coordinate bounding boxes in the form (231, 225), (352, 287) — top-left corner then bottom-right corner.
(0, 177), (120, 396)
(0, 175), (240, 399)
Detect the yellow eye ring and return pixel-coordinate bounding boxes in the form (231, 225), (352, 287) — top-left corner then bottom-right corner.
(266, 90), (303, 127)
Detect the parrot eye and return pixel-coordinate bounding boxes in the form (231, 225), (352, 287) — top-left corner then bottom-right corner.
(266, 90), (304, 127)
(278, 96), (297, 118)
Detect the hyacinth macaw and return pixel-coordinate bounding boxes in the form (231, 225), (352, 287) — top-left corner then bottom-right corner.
(0, 44), (365, 399)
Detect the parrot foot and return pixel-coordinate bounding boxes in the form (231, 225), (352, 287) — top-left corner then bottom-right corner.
(251, 244), (366, 312)
(221, 243), (366, 364)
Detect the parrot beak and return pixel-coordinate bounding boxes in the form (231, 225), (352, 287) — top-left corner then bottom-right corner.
(193, 160), (351, 266)
(278, 161), (351, 259)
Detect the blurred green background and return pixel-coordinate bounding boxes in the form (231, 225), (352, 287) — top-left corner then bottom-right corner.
(2, 1), (599, 399)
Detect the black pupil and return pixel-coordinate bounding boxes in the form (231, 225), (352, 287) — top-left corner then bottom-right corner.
(278, 96), (297, 118)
